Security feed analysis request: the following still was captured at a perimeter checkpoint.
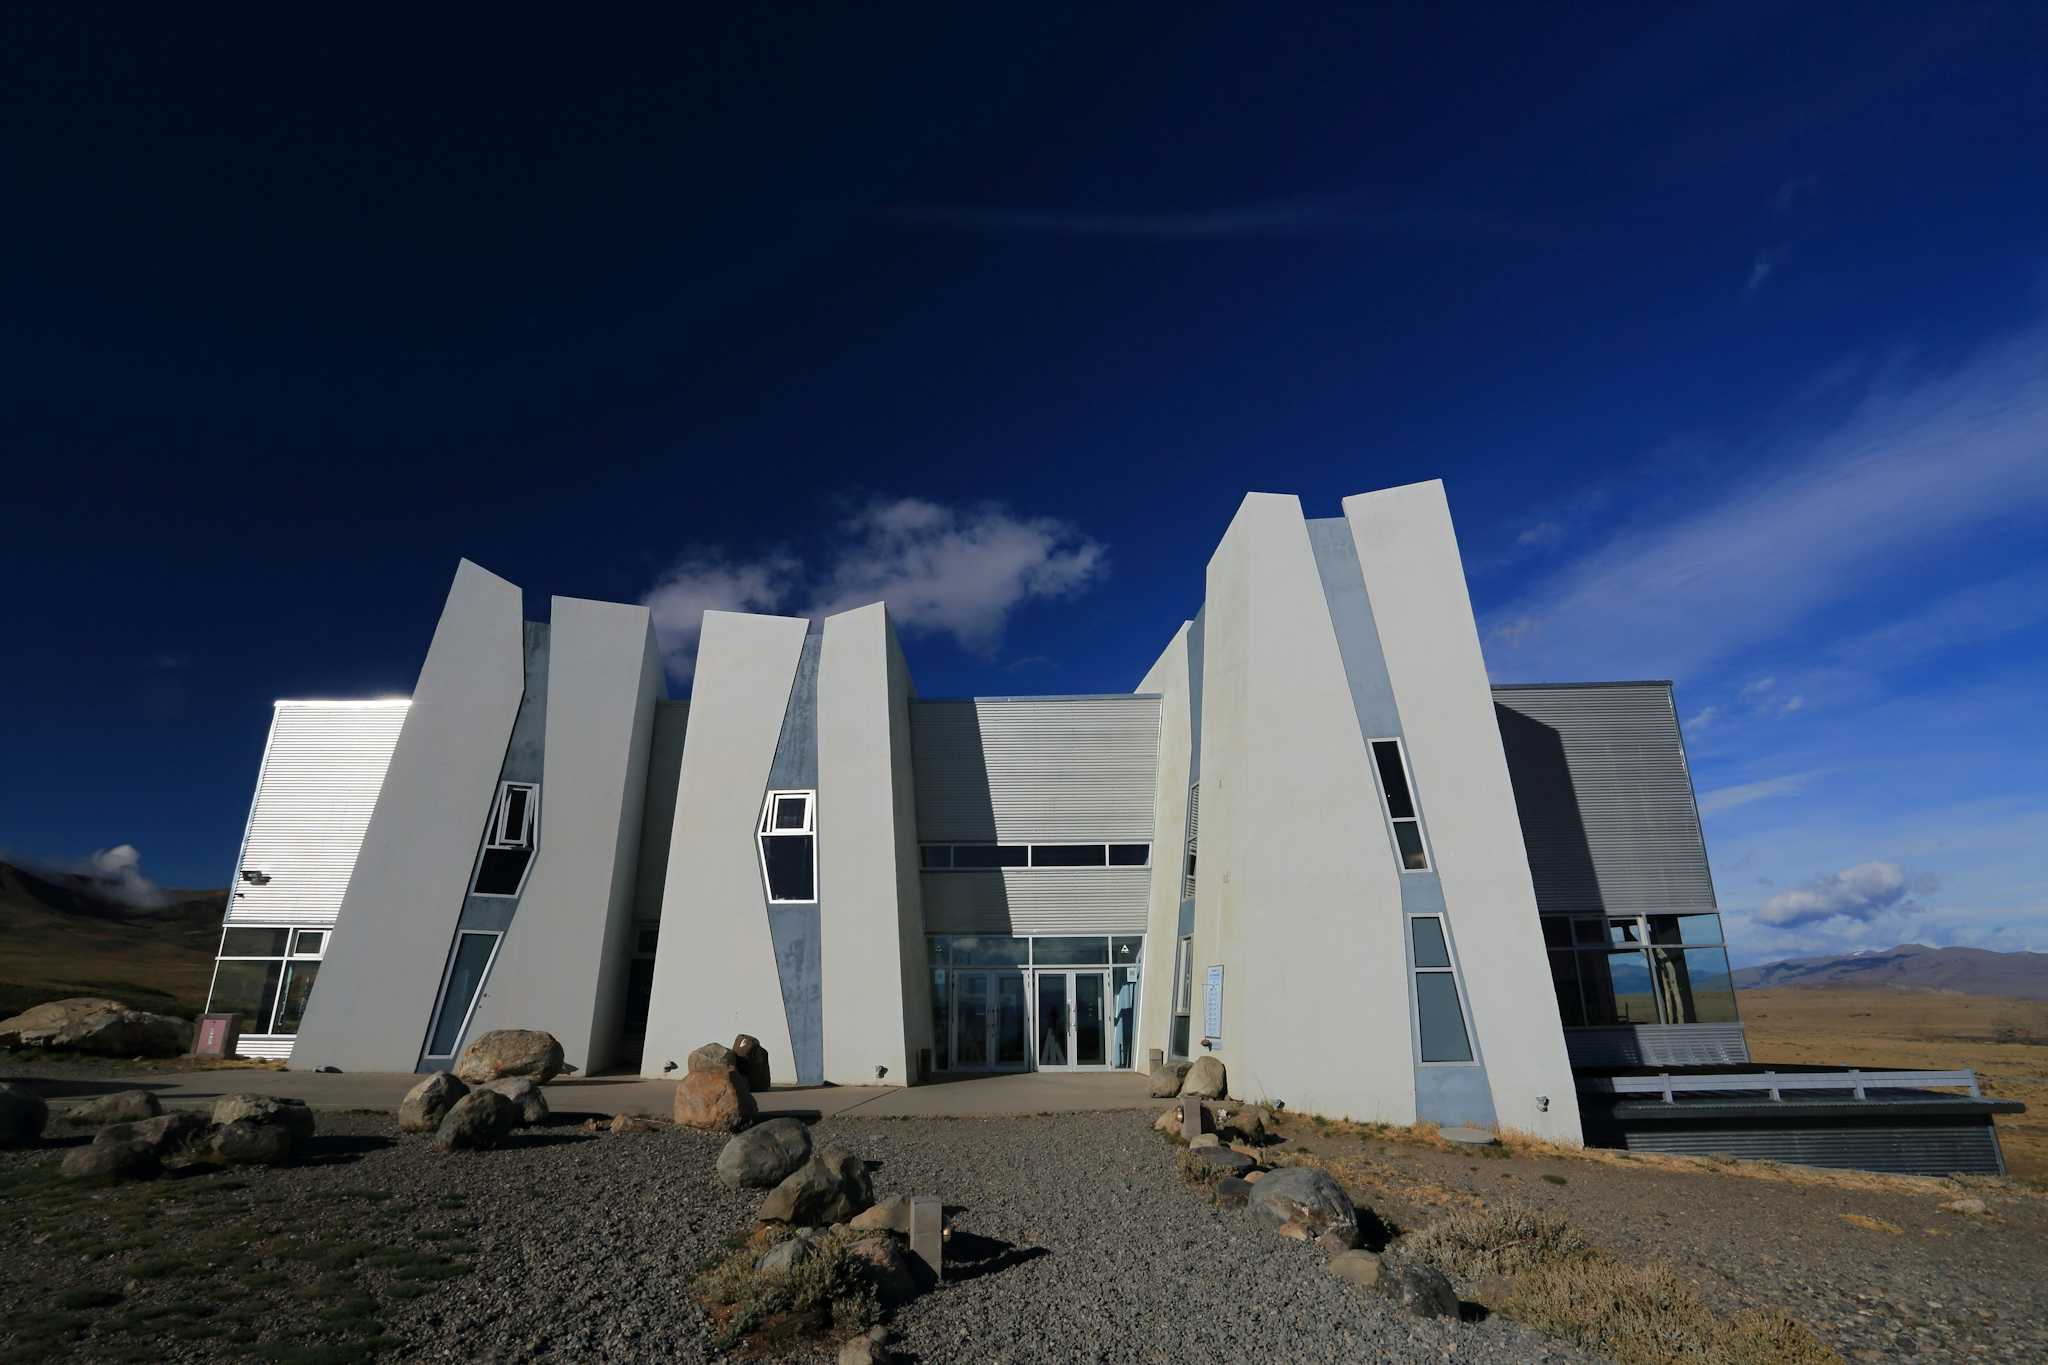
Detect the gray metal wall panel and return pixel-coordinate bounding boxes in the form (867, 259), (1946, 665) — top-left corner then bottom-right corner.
(919, 868), (1151, 934)
(1491, 683), (1717, 915)
(909, 697), (1161, 843)
(1566, 1024), (1751, 1068)
(1612, 1121), (2004, 1176)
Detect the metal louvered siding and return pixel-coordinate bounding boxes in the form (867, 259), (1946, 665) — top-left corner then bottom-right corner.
(910, 697), (1161, 843)
(1613, 1121), (2004, 1176)
(234, 1037), (296, 1059)
(1491, 684), (1716, 915)
(921, 868), (1152, 934)
(225, 701), (409, 928)
(1566, 1024), (1751, 1068)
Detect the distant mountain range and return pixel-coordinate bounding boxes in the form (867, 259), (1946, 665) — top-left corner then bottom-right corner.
(1734, 943), (2048, 1000)
(0, 860), (225, 1018)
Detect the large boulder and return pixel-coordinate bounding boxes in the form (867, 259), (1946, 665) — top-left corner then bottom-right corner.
(434, 1089), (519, 1151)
(454, 1029), (564, 1085)
(66, 1090), (162, 1127)
(0, 1082), (49, 1147)
(98, 1111), (208, 1157)
(675, 1067), (755, 1133)
(1181, 1055), (1227, 1100)
(1245, 1166), (1359, 1249)
(758, 1149), (874, 1226)
(0, 997), (189, 1057)
(399, 1073), (470, 1133)
(212, 1093), (316, 1141)
(845, 1234), (918, 1306)
(687, 1042), (737, 1075)
(849, 1194), (912, 1234)
(484, 1078), (549, 1126)
(732, 1034), (772, 1092)
(208, 1118), (295, 1166)
(716, 1115), (812, 1188)
(1149, 1062), (1191, 1098)
(62, 1137), (160, 1181)
(1229, 1106), (1270, 1145)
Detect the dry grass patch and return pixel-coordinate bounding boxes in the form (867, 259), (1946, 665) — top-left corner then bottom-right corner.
(693, 1227), (879, 1352)
(1507, 1258), (1840, 1365)
(1403, 1197), (1591, 1278)
(1839, 1213), (1904, 1234)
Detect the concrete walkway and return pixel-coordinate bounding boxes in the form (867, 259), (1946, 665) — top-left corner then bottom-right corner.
(34, 1065), (1156, 1120)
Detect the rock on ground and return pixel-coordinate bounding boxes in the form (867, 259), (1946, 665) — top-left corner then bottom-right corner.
(1378, 1262), (1459, 1319)
(1192, 1147), (1256, 1176)
(62, 1136), (161, 1180)
(400, 1072), (469, 1132)
(67, 1089), (162, 1126)
(209, 1117), (297, 1165)
(484, 1078), (550, 1126)
(732, 1033), (772, 1091)
(1328, 1248), (1384, 1290)
(850, 1194), (913, 1233)
(1181, 1054), (1227, 1099)
(0, 997), (189, 1056)
(687, 1042), (736, 1074)
(434, 1089), (520, 1151)
(1149, 1062), (1190, 1098)
(212, 1093), (316, 1140)
(759, 1148), (874, 1226)
(97, 1110), (208, 1156)
(0, 1082), (50, 1147)
(455, 1029), (565, 1084)
(717, 1115), (812, 1188)
(1246, 1165), (1360, 1249)
(838, 1325), (891, 1365)
(674, 1067), (755, 1133)
(847, 1233), (918, 1306)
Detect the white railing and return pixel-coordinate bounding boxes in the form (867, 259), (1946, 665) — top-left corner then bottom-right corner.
(1592, 1069), (1982, 1103)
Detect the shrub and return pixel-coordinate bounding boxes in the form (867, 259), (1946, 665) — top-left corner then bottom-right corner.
(1506, 1258), (1839, 1365)
(693, 1227), (879, 1350)
(1403, 1197), (1591, 1278)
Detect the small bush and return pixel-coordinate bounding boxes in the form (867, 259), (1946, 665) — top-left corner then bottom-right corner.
(694, 1227), (880, 1351)
(1175, 1149), (1222, 1187)
(1506, 1258), (1839, 1365)
(1404, 1197), (1591, 1278)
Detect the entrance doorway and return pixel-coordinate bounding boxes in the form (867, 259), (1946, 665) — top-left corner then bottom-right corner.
(945, 969), (1029, 1072)
(1035, 969), (1111, 1070)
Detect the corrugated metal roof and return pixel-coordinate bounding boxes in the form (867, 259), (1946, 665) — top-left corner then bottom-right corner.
(909, 696), (1161, 843)
(225, 701), (408, 929)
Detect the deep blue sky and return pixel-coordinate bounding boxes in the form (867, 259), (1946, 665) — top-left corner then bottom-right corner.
(5, 6), (2044, 962)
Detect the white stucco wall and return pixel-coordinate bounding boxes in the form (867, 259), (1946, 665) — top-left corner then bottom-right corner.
(1347, 482), (1583, 1143)
(1135, 623), (1192, 1069)
(640, 610), (809, 1077)
(818, 603), (926, 1086)
(466, 597), (663, 1074)
(1201, 494), (1416, 1122)
(291, 559), (525, 1073)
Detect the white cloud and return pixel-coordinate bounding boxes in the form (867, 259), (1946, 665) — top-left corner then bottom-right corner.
(642, 499), (1107, 683)
(1742, 247), (1782, 296)
(13, 844), (168, 908)
(1697, 770), (1817, 815)
(1755, 860), (1920, 928)
(1686, 704), (1721, 733)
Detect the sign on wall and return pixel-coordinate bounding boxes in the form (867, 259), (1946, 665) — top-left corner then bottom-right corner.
(1204, 965), (1224, 1041)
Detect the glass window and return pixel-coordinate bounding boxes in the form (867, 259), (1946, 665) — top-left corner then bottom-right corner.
(1174, 937), (1194, 1014)
(1650, 946), (1739, 1024)
(1371, 740), (1416, 819)
(1581, 949), (1658, 1026)
(920, 845), (952, 869)
(772, 794), (810, 831)
(635, 926), (660, 954)
(929, 970), (951, 1071)
(1415, 974), (1473, 1062)
(428, 933), (499, 1057)
(1032, 936), (1110, 965)
(500, 786), (530, 843)
(1032, 845), (1107, 867)
(1392, 822), (1428, 871)
(273, 961), (320, 1034)
(1607, 919), (1644, 945)
(221, 927), (289, 957)
(292, 930), (325, 956)
(1411, 917), (1451, 969)
(473, 846), (535, 897)
(1540, 917), (1571, 949)
(952, 845), (1028, 869)
(1111, 936), (1143, 963)
(1170, 1014), (1191, 1057)
(762, 836), (815, 902)
(208, 959), (283, 1035)
(1547, 952), (1585, 1027)
(1573, 918), (1606, 945)
(1108, 844), (1150, 866)
(934, 935), (1029, 966)
(1648, 914), (1724, 946)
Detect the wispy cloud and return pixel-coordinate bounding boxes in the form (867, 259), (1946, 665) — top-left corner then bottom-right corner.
(1697, 771), (1819, 816)
(1742, 245), (1787, 296)
(872, 196), (1538, 243)
(642, 499), (1107, 682)
(1756, 859), (1924, 928)
(8, 843), (167, 907)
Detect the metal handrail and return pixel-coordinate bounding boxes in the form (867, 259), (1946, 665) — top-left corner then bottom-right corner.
(1591, 1069), (1982, 1102)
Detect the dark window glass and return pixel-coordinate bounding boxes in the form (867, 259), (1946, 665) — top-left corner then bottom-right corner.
(208, 959), (283, 1034)
(636, 926), (659, 954)
(952, 845), (1027, 869)
(1033, 936), (1110, 965)
(920, 845), (952, 869)
(428, 934), (497, 1055)
(773, 795), (808, 831)
(1372, 740), (1416, 819)
(1540, 918), (1571, 948)
(474, 846), (533, 896)
(1411, 917), (1451, 969)
(1573, 918), (1606, 945)
(942, 935), (1029, 966)
(1032, 844), (1107, 867)
(1170, 1013), (1191, 1059)
(929, 971), (951, 1070)
(1108, 844), (1150, 866)
(1415, 974), (1473, 1062)
(1580, 949), (1658, 1026)
(1393, 821), (1428, 870)
(273, 961), (320, 1034)
(293, 930), (325, 956)
(1547, 952), (1585, 1027)
(220, 928), (289, 958)
(1650, 946), (1739, 1024)
(1111, 936), (1143, 963)
(762, 836), (815, 901)
(1648, 914), (1723, 946)
(624, 957), (655, 1036)
(501, 786), (530, 843)
(1607, 919), (1643, 946)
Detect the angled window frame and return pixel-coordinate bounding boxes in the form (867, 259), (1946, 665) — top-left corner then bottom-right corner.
(422, 929), (505, 1060)
(1368, 737), (1433, 873)
(470, 781), (541, 899)
(757, 789), (819, 905)
(1408, 912), (1478, 1066)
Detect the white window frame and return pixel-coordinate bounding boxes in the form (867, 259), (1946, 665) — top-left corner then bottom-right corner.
(423, 929), (504, 1060)
(1408, 913), (1477, 1067)
(487, 781), (540, 849)
(1183, 783), (1199, 901)
(207, 925), (321, 1037)
(291, 929), (327, 957)
(1368, 737), (1433, 873)
(757, 789), (819, 905)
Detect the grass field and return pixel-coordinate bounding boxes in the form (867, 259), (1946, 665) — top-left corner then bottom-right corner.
(1739, 986), (2048, 1182)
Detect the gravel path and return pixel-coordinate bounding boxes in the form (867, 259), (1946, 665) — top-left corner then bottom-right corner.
(2, 1103), (1597, 1363)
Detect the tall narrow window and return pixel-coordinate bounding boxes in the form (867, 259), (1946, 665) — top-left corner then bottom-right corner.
(1169, 935), (1194, 1058)
(1410, 915), (1473, 1062)
(426, 931), (502, 1059)
(473, 781), (540, 897)
(1182, 784), (1199, 900)
(758, 789), (817, 903)
(1370, 739), (1430, 871)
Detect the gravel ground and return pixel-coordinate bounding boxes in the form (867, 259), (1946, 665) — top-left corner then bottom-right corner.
(1, 1101), (1598, 1364)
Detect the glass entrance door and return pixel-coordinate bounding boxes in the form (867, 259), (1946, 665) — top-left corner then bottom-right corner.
(947, 969), (1029, 1072)
(1034, 970), (1110, 1070)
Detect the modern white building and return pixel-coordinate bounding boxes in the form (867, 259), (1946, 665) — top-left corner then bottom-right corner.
(208, 480), (2014, 1170)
